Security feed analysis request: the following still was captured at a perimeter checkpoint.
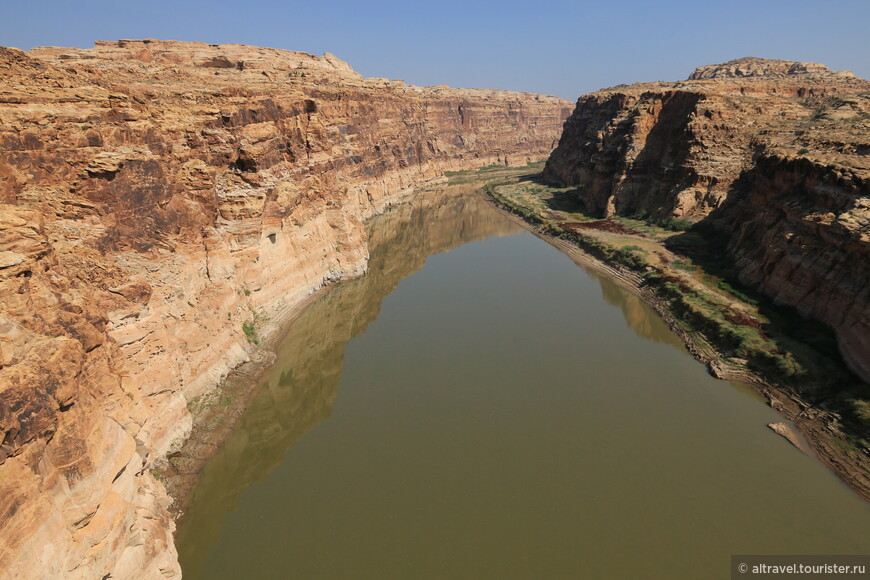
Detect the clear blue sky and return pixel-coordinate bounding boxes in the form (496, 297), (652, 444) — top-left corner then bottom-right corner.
(3, 0), (868, 100)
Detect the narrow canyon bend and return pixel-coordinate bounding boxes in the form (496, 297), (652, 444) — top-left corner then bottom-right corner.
(0, 40), (570, 578)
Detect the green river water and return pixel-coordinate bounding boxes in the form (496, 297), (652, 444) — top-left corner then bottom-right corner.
(176, 183), (870, 579)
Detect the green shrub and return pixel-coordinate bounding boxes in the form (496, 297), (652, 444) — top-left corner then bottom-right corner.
(716, 279), (758, 305)
(851, 399), (870, 424)
(656, 217), (694, 232)
(613, 246), (649, 271)
(672, 258), (696, 272)
(242, 321), (258, 345)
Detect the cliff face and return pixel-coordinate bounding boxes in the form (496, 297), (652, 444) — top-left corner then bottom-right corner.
(727, 154), (870, 382)
(544, 89), (738, 219)
(543, 58), (870, 383)
(0, 40), (571, 578)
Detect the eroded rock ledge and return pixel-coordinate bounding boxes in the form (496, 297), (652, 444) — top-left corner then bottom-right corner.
(0, 40), (571, 578)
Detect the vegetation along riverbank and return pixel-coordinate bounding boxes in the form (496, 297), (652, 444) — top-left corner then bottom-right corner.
(452, 162), (870, 501)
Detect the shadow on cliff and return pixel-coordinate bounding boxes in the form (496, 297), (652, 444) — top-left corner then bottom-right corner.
(541, 91), (704, 218)
(663, 170), (869, 435)
(617, 91), (702, 218)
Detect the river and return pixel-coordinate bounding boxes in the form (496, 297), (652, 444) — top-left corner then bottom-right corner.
(176, 182), (870, 579)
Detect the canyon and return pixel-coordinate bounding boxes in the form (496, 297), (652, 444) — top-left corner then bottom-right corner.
(2, 40), (869, 578)
(0, 40), (571, 578)
(176, 182), (870, 578)
(544, 57), (870, 387)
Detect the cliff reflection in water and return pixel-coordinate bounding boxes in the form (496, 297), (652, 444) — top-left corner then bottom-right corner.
(589, 268), (684, 348)
(176, 183), (521, 574)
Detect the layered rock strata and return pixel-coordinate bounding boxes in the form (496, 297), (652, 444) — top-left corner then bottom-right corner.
(0, 40), (571, 578)
(543, 57), (870, 383)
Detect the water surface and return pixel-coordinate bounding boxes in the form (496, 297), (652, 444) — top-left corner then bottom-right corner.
(177, 184), (870, 579)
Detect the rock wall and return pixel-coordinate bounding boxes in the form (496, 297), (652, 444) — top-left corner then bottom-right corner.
(543, 89), (746, 219)
(0, 40), (571, 578)
(728, 154), (870, 382)
(543, 58), (869, 382)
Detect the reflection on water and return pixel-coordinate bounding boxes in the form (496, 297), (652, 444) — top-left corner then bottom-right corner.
(580, 261), (766, 403)
(176, 184), (522, 574)
(178, 184), (870, 580)
(590, 266), (683, 347)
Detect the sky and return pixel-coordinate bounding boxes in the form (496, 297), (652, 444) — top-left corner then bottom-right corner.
(3, 0), (869, 101)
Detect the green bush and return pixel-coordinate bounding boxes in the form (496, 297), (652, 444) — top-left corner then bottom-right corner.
(851, 399), (870, 424)
(656, 217), (694, 232)
(613, 246), (649, 271)
(242, 321), (259, 345)
(672, 258), (696, 272)
(716, 279), (758, 305)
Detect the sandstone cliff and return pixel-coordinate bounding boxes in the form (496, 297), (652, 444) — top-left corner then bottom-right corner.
(0, 39), (571, 578)
(543, 58), (870, 385)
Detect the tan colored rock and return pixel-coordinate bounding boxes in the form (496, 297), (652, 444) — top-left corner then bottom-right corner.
(0, 40), (571, 578)
(688, 57), (853, 80)
(0, 251), (25, 268)
(767, 421), (811, 454)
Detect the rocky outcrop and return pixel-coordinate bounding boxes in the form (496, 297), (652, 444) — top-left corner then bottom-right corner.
(543, 58), (870, 384)
(688, 56), (855, 80)
(767, 421), (810, 453)
(0, 40), (571, 578)
(544, 88), (741, 219)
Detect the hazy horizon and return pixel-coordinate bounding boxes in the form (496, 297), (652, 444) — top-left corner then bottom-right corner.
(5, 0), (869, 100)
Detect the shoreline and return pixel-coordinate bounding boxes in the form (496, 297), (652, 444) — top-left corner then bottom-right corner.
(159, 281), (340, 519)
(162, 169), (870, 541)
(161, 177), (466, 524)
(483, 187), (870, 502)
